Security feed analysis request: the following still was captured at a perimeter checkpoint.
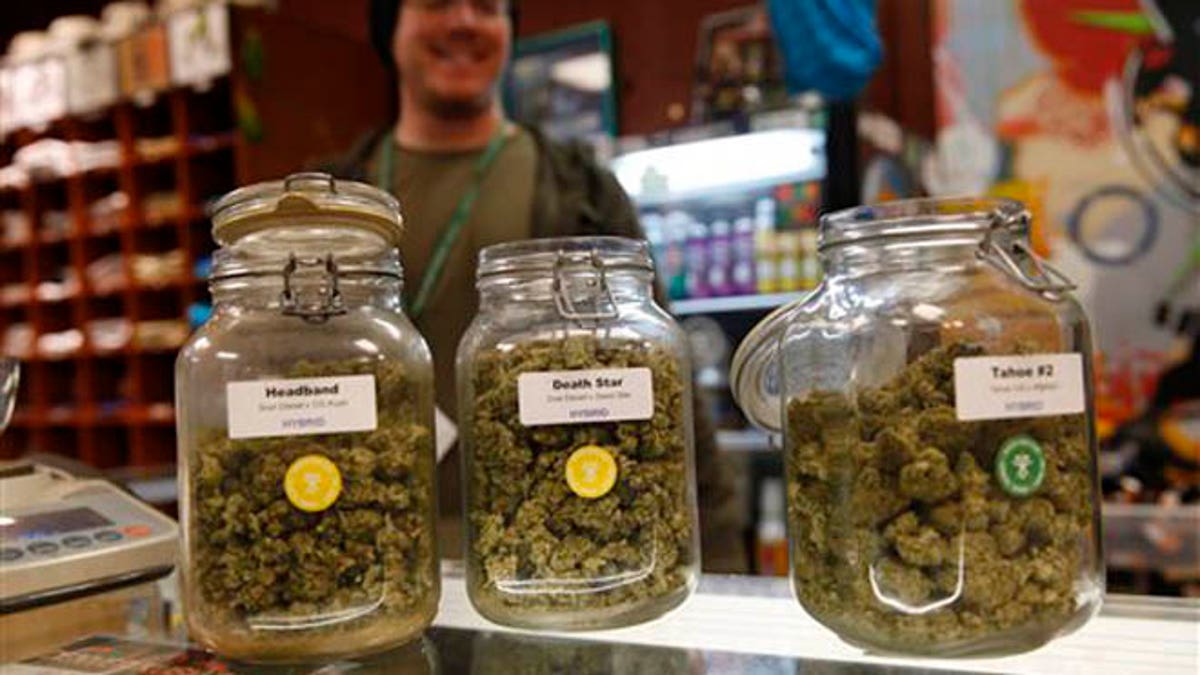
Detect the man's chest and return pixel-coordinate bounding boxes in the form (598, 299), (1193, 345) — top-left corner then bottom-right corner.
(393, 144), (537, 302)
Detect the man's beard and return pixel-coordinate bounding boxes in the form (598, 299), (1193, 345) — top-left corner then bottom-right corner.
(419, 88), (495, 121)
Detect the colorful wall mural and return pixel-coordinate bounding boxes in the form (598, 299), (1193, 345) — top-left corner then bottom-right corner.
(925, 0), (1199, 498)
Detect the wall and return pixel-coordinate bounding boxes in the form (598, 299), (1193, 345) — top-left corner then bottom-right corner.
(865, 0), (936, 139)
(5, 0), (887, 154)
(233, 3), (391, 181)
(256, 0), (751, 138)
(927, 0), (1198, 438)
(515, 0), (748, 136)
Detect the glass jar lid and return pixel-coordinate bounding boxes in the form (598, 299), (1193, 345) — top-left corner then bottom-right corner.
(818, 196), (1027, 251)
(477, 236), (654, 280)
(478, 236), (654, 322)
(210, 172), (404, 247)
(728, 299), (798, 433)
(730, 197), (1073, 433)
(208, 172), (405, 284)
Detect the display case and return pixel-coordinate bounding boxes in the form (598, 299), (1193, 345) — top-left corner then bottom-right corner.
(609, 107), (826, 573)
(6, 567), (1198, 673)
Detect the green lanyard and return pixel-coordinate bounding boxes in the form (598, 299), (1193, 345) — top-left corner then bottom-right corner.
(376, 124), (511, 321)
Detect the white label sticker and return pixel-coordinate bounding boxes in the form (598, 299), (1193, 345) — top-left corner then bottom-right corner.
(518, 367), (654, 427)
(954, 353), (1086, 421)
(226, 375), (377, 439)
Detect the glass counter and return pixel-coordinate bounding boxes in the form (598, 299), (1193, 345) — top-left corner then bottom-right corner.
(5, 566), (1198, 674)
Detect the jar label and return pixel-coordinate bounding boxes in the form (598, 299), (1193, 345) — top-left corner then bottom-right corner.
(995, 435), (1046, 497)
(284, 454), (343, 511)
(953, 353), (1085, 421)
(517, 367), (654, 427)
(565, 445), (619, 499)
(226, 374), (377, 439)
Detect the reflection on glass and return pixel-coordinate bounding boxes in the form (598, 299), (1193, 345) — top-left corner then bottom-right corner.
(0, 358), (19, 434)
(191, 635), (437, 674)
(469, 631), (693, 675)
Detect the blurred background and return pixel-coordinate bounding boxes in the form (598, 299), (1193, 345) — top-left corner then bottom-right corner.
(0, 0), (1196, 595)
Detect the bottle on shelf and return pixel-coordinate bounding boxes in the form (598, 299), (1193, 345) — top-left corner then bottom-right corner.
(754, 197), (779, 294)
(776, 231), (802, 292)
(731, 215), (757, 296)
(790, 180), (823, 291)
(664, 210), (690, 300)
(799, 225), (820, 290)
(707, 217), (734, 297)
(755, 477), (788, 576)
(684, 217), (711, 299)
(642, 211), (667, 273)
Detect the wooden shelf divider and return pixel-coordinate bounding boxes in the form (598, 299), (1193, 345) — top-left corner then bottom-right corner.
(2, 3), (390, 467)
(2, 82), (238, 468)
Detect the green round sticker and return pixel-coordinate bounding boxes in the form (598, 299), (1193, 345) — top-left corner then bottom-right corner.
(995, 435), (1046, 497)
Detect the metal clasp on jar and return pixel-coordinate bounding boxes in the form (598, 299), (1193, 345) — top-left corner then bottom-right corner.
(978, 207), (1076, 296)
(552, 248), (619, 321)
(279, 253), (347, 322)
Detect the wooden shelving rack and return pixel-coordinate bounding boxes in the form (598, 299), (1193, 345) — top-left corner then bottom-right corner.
(0, 2), (397, 475)
(0, 81), (240, 467)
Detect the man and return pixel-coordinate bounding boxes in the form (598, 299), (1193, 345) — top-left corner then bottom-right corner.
(333, 0), (745, 572)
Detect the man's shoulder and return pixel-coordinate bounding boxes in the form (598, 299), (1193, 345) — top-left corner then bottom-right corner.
(322, 124), (598, 184)
(522, 124), (604, 178)
(319, 128), (389, 182)
(520, 124), (640, 239)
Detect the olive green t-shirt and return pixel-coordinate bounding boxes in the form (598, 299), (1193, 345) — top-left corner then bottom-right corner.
(369, 126), (537, 417)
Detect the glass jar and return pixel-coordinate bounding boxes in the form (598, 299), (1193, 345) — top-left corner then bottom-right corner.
(731, 198), (1103, 656)
(175, 173), (439, 662)
(457, 236), (700, 629)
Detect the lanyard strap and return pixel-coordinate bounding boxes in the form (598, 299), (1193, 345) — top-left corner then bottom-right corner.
(376, 124), (510, 320)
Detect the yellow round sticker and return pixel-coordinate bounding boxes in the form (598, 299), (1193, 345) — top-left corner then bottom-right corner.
(284, 454), (343, 512)
(565, 445), (618, 499)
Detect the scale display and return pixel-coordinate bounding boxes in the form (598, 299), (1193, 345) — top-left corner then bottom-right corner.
(0, 463), (178, 614)
(0, 507), (113, 542)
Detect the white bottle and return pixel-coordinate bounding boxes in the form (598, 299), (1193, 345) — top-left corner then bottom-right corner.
(706, 218), (733, 297)
(731, 215), (756, 295)
(755, 477), (788, 576)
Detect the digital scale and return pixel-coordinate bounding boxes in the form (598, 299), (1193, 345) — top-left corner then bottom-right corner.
(0, 462), (178, 614)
